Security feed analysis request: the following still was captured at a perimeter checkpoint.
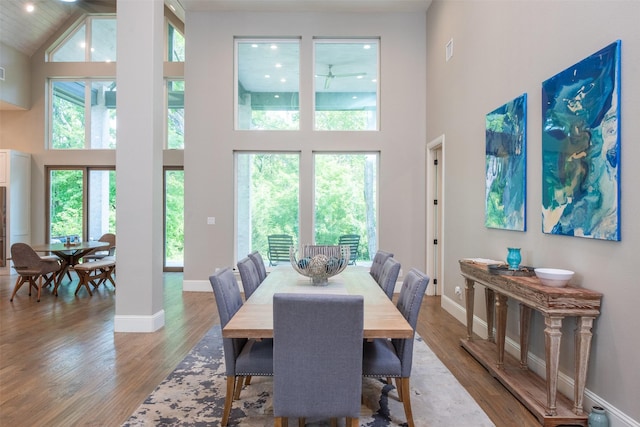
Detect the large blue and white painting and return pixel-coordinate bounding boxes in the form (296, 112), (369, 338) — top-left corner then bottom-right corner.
(485, 93), (527, 231)
(541, 40), (621, 241)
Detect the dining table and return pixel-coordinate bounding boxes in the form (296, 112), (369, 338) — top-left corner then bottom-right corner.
(222, 265), (414, 339)
(32, 241), (110, 283)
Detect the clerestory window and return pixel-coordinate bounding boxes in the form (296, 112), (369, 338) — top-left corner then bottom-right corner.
(48, 16), (117, 63)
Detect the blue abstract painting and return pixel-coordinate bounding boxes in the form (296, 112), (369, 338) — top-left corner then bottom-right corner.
(541, 40), (621, 241)
(485, 93), (527, 231)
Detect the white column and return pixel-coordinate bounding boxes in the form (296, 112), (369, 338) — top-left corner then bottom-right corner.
(114, 0), (165, 332)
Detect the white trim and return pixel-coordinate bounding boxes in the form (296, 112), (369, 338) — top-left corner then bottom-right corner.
(183, 279), (214, 292)
(426, 135), (444, 296)
(114, 309), (165, 332)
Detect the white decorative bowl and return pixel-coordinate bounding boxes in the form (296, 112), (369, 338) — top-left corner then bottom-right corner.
(534, 268), (574, 288)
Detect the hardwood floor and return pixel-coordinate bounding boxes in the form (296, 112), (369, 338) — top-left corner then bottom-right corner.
(0, 271), (539, 427)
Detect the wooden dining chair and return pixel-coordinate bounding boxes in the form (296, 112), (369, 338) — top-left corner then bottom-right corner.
(273, 293), (364, 427)
(9, 243), (62, 302)
(362, 268), (429, 427)
(209, 267), (273, 427)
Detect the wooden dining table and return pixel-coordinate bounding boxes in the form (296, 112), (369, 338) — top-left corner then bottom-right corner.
(222, 265), (414, 339)
(32, 241), (109, 283)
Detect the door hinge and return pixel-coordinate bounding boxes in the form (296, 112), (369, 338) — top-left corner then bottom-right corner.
(433, 199), (438, 205)
(433, 239), (438, 245)
(434, 159), (439, 166)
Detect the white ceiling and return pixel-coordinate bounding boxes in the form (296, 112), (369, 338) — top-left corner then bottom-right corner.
(0, 0), (117, 58)
(1, 0), (431, 58)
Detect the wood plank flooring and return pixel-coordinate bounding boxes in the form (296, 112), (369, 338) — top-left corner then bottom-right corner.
(0, 271), (539, 427)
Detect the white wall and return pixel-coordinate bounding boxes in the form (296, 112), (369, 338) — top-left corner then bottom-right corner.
(0, 42), (30, 110)
(426, 1), (640, 424)
(183, 11), (428, 282)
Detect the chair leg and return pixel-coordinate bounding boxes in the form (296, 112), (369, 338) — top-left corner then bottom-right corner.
(346, 417), (359, 427)
(298, 417), (305, 427)
(330, 418), (337, 427)
(9, 276), (28, 301)
(398, 377), (415, 427)
(244, 375), (252, 386)
(274, 417), (285, 427)
(37, 275), (44, 302)
(233, 375), (244, 400)
(221, 376), (235, 427)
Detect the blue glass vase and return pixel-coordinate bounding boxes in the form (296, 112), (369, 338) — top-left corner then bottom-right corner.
(588, 406), (609, 427)
(506, 248), (521, 270)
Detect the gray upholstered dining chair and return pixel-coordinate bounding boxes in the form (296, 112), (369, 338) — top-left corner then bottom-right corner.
(273, 293), (364, 427)
(237, 255), (262, 300)
(247, 250), (267, 283)
(9, 243), (62, 302)
(362, 268), (429, 427)
(209, 267), (273, 427)
(370, 249), (394, 282)
(377, 257), (401, 300)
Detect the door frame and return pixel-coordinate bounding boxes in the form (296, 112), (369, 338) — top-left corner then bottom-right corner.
(426, 135), (445, 296)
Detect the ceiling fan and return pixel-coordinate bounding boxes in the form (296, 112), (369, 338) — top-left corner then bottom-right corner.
(316, 65), (367, 90)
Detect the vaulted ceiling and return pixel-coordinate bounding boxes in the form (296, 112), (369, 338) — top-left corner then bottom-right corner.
(0, 0), (430, 58)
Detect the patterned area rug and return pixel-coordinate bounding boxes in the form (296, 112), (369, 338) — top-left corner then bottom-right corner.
(123, 326), (494, 427)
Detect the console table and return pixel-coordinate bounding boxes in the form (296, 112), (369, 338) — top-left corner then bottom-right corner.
(458, 259), (602, 427)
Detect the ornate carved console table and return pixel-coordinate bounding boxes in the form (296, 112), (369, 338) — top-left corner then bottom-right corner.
(458, 259), (602, 427)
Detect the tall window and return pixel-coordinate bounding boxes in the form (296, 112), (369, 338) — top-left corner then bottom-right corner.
(167, 79), (185, 149)
(48, 16), (116, 62)
(164, 168), (184, 270)
(314, 153), (378, 261)
(50, 79), (116, 149)
(235, 153), (300, 261)
(314, 39), (379, 130)
(235, 39), (301, 130)
(47, 167), (116, 242)
(167, 22), (185, 62)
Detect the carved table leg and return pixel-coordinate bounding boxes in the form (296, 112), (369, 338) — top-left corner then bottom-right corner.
(464, 278), (475, 340)
(485, 288), (495, 342)
(544, 316), (564, 416)
(495, 293), (508, 369)
(574, 316), (595, 415)
(519, 304), (532, 369)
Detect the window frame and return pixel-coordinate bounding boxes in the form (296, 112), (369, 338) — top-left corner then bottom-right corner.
(312, 38), (380, 131)
(234, 37), (302, 131)
(45, 165), (116, 243)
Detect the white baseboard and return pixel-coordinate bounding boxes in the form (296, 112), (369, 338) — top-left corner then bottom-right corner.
(183, 279), (213, 292)
(440, 295), (638, 427)
(114, 309), (165, 333)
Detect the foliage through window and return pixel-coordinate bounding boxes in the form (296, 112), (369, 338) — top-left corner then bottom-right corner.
(167, 79), (185, 149)
(165, 168), (184, 269)
(236, 153), (300, 261)
(314, 153), (378, 261)
(50, 79), (116, 149)
(48, 167), (116, 242)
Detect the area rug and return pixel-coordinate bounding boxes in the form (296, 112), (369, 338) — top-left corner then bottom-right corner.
(123, 325), (494, 427)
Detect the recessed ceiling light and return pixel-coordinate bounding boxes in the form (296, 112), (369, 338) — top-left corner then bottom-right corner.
(60, 0), (78, 3)
(25, 3), (35, 12)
